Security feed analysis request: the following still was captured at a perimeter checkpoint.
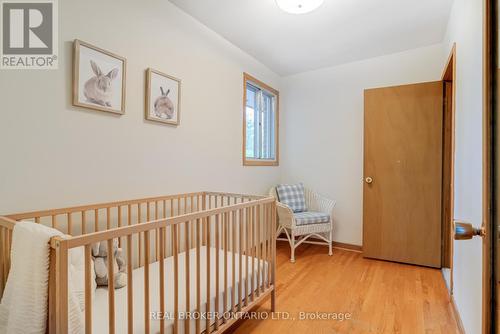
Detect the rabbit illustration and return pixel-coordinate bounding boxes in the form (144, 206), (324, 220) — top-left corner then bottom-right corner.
(153, 87), (174, 119)
(84, 60), (119, 107)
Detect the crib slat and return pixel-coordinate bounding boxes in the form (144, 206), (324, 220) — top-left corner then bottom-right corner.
(196, 218), (201, 334)
(52, 215), (56, 229)
(126, 235), (134, 334)
(266, 204), (270, 289)
(262, 204), (266, 290)
(263, 205), (268, 289)
(106, 207), (111, 230)
(163, 224), (167, 266)
(223, 212), (228, 321)
(138, 204), (142, 267)
(8, 230), (11, 274)
(231, 210), (236, 312)
(159, 227), (165, 334)
(146, 203), (152, 264)
(245, 207), (249, 306)
(156, 201), (160, 261)
(84, 244), (92, 334)
(238, 209), (243, 311)
(144, 230), (150, 334)
(1, 228), (6, 299)
(190, 214), (195, 249)
(118, 206), (122, 247)
(173, 224), (179, 334)
(0, 229), (4, 299)
(256, 205), (261, 296)
(107, 239), (115, 334)
(128, 205), (132, 227)
(0, 229), (4, 293)
(267, 204), (272, 289)
(201, 196), (206, 245)
(82, 211), (86, 235)
(262, 205), (267, 290)
(67, 213), (72, 235)
(205, 216), (211, 333)
(214, 214), (220, 330)
(118, 206), (122, 228)
(95, 209), (99, 232)
(35, 216), (40, 224)
(147, 201), (151, 222)
(271, 202), (277, 311)
(250, 206), (255, 302)
(184, 221), (190, 334)
(170, 200), (174, 255)
(5, 228), (9, 286)
(177, 196), (181, 216)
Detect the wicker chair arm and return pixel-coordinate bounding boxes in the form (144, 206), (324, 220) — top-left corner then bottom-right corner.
(276, 201), (295, 228)
(308, 190), (336, 216)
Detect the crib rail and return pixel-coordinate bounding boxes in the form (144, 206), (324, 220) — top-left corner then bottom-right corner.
(5, 191), (205, 237)
(42, 193), (276, 334)
(5, 192), (263, 263)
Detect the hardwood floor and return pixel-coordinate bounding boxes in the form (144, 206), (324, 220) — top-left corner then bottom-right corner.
(231, 242), (461, 334)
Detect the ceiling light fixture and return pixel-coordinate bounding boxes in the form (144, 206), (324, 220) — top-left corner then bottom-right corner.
(276, 0), (324, 14)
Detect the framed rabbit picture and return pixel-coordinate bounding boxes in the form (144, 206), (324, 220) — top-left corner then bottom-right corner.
(73, 40), (126, 114)
(145, 68), (181, 126)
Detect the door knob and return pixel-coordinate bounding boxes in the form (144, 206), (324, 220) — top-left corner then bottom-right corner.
(365, 177), (373, 184)
(454, 220), (485, 240)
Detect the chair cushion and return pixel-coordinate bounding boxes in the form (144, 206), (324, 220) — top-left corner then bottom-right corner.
(276, 183), (307, 213)
(294, 211), (330, 226)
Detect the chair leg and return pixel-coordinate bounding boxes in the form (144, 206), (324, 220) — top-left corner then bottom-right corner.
(328, 230), (333, 256)
(276, 225), (284, 240)
(290, 230), (296, 263)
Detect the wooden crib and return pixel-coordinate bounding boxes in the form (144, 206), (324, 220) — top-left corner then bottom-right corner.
(0, 191), (276, 334)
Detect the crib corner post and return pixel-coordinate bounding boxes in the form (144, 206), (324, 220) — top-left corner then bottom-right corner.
(271, 200), (277, 312)
(52, 236), (69, 334)
(48, 243), (57, 333)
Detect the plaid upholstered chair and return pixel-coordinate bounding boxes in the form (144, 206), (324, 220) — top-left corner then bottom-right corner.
(269, 184), (336, 262)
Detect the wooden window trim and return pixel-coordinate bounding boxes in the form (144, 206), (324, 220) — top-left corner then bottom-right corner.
(242, 72), (280, 166)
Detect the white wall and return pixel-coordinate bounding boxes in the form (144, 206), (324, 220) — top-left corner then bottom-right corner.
(442, 0), (484, 332)
(281, 44), (444, 246)
(0, 0), (282, 213)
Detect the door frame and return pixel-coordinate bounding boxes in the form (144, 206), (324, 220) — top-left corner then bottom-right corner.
(441, 44), (456, 293)
(483, 0), (495, 332)
(482, 0), (494, 334)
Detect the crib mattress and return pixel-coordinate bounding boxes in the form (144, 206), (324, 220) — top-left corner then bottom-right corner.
(91, 246), (268, 334)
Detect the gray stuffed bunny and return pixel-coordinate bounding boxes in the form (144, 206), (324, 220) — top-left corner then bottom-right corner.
(92, 239), (127, 289)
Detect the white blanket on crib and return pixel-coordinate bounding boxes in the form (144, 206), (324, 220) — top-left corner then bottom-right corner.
(0, 222), (84, 334)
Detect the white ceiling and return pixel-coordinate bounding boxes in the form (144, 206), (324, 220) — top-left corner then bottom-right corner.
(169, 0), (454, 76)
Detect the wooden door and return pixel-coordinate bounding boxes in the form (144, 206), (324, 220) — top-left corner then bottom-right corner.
(363, 81), (443, 268)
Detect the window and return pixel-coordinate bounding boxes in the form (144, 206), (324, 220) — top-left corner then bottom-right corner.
(243, 73), (279, 166)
